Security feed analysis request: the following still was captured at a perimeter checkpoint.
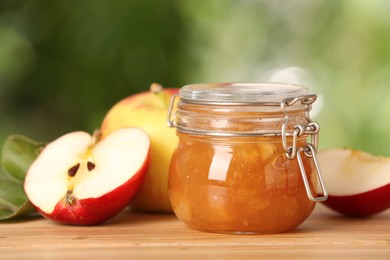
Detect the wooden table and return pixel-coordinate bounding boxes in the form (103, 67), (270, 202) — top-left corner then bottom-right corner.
(1, 204), (389, 259)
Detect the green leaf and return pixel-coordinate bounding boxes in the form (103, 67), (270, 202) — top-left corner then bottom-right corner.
(0, 179), (36, 220)
(0, 167), (9, 181)
(0, 134), (45, 220)
(1, 135), (45, 183)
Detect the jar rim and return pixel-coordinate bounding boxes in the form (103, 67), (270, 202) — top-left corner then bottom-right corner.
(179, 82), (314, 104)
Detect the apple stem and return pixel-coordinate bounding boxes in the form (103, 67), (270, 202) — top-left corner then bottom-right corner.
(150, 83), (171, 107)
(150, 83), (163, 94)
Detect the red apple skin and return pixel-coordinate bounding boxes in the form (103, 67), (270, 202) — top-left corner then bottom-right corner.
(34, 151), (150, 226)
(321, 183), (390, 218)
(318, 148), (390, 217)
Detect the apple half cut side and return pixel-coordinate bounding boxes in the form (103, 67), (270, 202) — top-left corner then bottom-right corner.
(24, 128), (150, 225)
(318, 148), (390, 217)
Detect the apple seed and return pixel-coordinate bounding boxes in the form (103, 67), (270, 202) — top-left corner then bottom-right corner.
(87, 161), (96, 171)
(68, 163), (80, 177)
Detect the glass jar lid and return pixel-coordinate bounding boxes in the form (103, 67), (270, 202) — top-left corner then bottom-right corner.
(179, 82), (314, 105)
(167, 82), (319, 135)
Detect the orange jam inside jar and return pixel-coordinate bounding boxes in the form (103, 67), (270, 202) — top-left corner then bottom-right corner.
(166, 83), (328, 234)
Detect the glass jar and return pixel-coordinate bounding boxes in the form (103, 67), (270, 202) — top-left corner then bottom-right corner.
(166, 82), (327, 234)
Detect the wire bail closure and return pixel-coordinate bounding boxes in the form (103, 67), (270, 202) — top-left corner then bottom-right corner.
(166, 94), (178, 128)
(280, 95), (328, 202)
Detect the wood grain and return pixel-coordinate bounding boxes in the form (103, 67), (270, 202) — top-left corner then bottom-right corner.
(1, 204), (389, 259)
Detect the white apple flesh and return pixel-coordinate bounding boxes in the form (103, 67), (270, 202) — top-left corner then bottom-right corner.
(24, 128), (150, 225)
(318, 148), (390, 217)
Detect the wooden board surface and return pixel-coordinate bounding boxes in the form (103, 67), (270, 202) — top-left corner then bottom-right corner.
(1, 204), (389, 259)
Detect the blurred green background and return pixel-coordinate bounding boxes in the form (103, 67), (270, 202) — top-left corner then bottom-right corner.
(0, 0), (389, 156)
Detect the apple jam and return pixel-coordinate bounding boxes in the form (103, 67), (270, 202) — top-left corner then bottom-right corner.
(167, 83), (327, 234)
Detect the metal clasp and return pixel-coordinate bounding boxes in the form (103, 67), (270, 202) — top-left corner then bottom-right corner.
(280, 95), (328, 202)
(297, 144), (328, 202)
(166, 94), (179, 128)
(281, 95), (318, 159)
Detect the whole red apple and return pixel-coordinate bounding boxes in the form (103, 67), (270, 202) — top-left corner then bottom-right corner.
(318, 148), (390, 217)
(101, 83), (178, 213)
(24, 128), (150, 225)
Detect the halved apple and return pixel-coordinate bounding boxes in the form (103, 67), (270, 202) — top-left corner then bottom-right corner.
(318, 148), (390, 217)
(24, 128), (150, 225)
